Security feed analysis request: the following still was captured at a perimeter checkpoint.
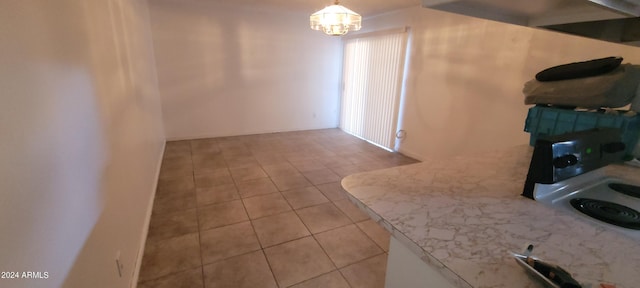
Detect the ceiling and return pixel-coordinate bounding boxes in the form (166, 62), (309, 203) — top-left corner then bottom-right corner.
(266, 0), (421, 16)
(154, 0), (422, 17)
(423, 0), (636, 23)
(422, 0), (640, 45)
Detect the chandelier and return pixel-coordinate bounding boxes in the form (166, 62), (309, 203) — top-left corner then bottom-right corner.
(310, 0), (361, 36)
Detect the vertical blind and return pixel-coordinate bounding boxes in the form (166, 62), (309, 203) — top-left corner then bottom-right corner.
(340, 30), (408, 150)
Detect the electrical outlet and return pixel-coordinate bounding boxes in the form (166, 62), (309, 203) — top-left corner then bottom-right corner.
(115, 251), (123, 278)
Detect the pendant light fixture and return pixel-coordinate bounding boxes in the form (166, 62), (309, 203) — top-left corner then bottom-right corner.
(310, 0), (361, 36)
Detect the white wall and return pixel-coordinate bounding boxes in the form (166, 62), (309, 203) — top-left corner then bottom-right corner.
(0, 1), (165, 287)
(360, 7), (640, 160)
(148, 0), (343, 140)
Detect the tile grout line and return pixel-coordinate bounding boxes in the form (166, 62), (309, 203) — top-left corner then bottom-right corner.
(197, 140), (257, 270)
(252, 160), (288, 288)
(291, 269), (353, 288)
(288, 189), (340, 269)
(142, 130), (413, 287)
(250, 211), (359, 250)
(139, 142), (202, 285)
(142, 197), (383, 280)
(189, 141), (207, 287)
(241, 195), (281, 287)
(336, 268), (356, 288)
(353, 219), (390, 253)
(277, 175), (348, 286)
(336, 252), (390, 288)
(259, 248), (281, 288)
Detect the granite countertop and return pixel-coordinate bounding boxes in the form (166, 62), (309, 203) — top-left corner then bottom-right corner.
(341, 145), (640, 288)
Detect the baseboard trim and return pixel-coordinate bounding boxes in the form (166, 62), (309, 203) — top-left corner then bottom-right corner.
(129, 141), (165, 287)
(396, 146), (424, 162)
(164, 126), (340, 141)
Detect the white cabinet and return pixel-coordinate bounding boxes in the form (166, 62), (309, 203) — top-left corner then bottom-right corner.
(385, 237), (457, 288)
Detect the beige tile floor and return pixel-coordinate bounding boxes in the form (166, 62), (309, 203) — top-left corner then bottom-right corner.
(138, 128), (419, 288)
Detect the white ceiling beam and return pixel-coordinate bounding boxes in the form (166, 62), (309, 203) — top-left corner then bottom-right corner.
(421, 0), (459, 6)
(422, 0), (528, 25)
(589, 0), (640, 16)
(529, 3), (630, 27)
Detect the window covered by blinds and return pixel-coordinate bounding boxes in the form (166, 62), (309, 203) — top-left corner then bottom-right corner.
(340, 29), (408, 150)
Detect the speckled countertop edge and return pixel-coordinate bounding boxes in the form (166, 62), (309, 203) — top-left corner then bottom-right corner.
(341, 145), (640, 288)
(342, 189), (475, 288)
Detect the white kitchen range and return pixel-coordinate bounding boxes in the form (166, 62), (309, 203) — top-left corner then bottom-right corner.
(528, 128), (640, 241)
(520, 128), (640, 287)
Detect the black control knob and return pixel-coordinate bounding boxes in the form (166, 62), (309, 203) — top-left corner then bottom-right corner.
(553, 154), (578, 169)
(601, 142), (626, 153)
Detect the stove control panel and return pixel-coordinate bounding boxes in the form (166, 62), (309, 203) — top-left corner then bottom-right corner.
(553, 154), (578, 169)
(522, 128), (626, 199)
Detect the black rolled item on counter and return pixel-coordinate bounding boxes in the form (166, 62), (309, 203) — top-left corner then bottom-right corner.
(535, 56), (623, 81)
(523, 64), (640, 109)
(528, 258), (582, 288)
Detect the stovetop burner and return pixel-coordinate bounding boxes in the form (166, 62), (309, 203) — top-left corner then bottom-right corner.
(608, 183), (640, 199)
(570, 198), (640, 230)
